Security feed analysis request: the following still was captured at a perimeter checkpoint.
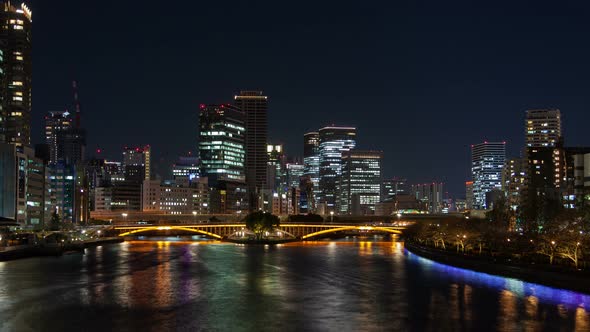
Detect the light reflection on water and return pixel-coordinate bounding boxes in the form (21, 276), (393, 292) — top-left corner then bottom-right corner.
(0, 239), (587, 331)
(404, 249), (590, 311)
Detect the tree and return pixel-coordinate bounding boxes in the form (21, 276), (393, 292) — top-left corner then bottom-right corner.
(49, 212), (61, 231)
(536, 235), (558, 264)
(244, 211), (280, 240)
(486, 195), (512, 231)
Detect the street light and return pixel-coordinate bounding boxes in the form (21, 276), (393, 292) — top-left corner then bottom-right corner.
(122, 213), (128, 224)
(330, 211), (334, 223)
(192, 211), (197, 224)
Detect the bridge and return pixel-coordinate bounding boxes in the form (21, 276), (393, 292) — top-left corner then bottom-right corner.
(111, 223), (407, 241)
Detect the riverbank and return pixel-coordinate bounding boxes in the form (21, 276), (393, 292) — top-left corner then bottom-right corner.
(404, 241), (590, 295)
(0, 237), (124, 261)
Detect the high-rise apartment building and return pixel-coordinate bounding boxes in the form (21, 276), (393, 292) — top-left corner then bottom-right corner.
(0, 2), (32, 145)
(471, 142), (506, 210)
(524, 109), (565, 206)
(502, 158), (526, 211)
(318, 126), (356, 212)
(340, 150), (382, 215)
(234, 91), (267, 211)
(525, 109), (562, 148)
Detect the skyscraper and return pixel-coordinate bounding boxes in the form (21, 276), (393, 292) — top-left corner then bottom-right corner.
(266, 143), (284, 190)
(523, 109), (565, 212)
(303, 132), (320, 186)
(318, 126), (356, 212)
(198, 104), (247, 214)
(340, 150), (382, 215)
(45, 111), (72, 164)
(525, 109), (562, 148)
(471, 142), (506, 210)
(234, 91), (267, 211)
(0, 2), (32, 145)
(198, 104), (245, 184)
(502, 157), (526, 211)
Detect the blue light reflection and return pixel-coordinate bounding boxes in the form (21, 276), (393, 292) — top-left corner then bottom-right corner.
(405, 249), (590, 310)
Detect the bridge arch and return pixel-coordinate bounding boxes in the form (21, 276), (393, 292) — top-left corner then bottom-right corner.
(118, 226), (223, 239)
(301, 226), (402, 240)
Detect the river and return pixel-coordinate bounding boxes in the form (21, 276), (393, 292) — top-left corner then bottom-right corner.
(0, 237), (588, 331)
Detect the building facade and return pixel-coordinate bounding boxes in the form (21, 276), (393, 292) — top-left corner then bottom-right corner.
(339, 150), (382, 215)
(381, 177), (409, 200)
(234, 91), (268, 211)
(525, 109), (562, 148)
(142, 177), (208, 215)
(413, 183), (444, 214)
(123, 146), (151, 181)
(0, 143), (50, 227)
(303, 132), (320, 186)
(0, 2), (32, 145)
(502, 157), (527, 211)
(198, 104), (247, 214)
(471, 142), (506, 210)
(318, 126), (356, 213)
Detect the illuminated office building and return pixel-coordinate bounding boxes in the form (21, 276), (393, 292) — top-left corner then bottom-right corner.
(471, 142), (506, 210)
(303, 132), (320, 186)
(340, 150), (382, 215)
(172, 155), (199, 180)
(318, 126), (356, 212)
(381, 177), (409, 200)
(198, 104), (247, 213)
(266, 143), (284, 190)
(0, 144), (50, 226)
(285, 163), (304, 189)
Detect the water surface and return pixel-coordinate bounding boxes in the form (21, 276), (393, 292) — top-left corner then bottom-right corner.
(0, 237), (588, 331)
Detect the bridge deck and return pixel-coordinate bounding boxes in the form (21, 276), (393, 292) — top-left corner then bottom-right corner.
(112, 223), (407, 240)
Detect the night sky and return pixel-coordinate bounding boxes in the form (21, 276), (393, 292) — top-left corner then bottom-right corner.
(31, 0), (590, 198)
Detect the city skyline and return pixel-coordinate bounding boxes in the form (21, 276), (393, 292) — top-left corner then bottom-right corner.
(27, 0), (590, 198)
